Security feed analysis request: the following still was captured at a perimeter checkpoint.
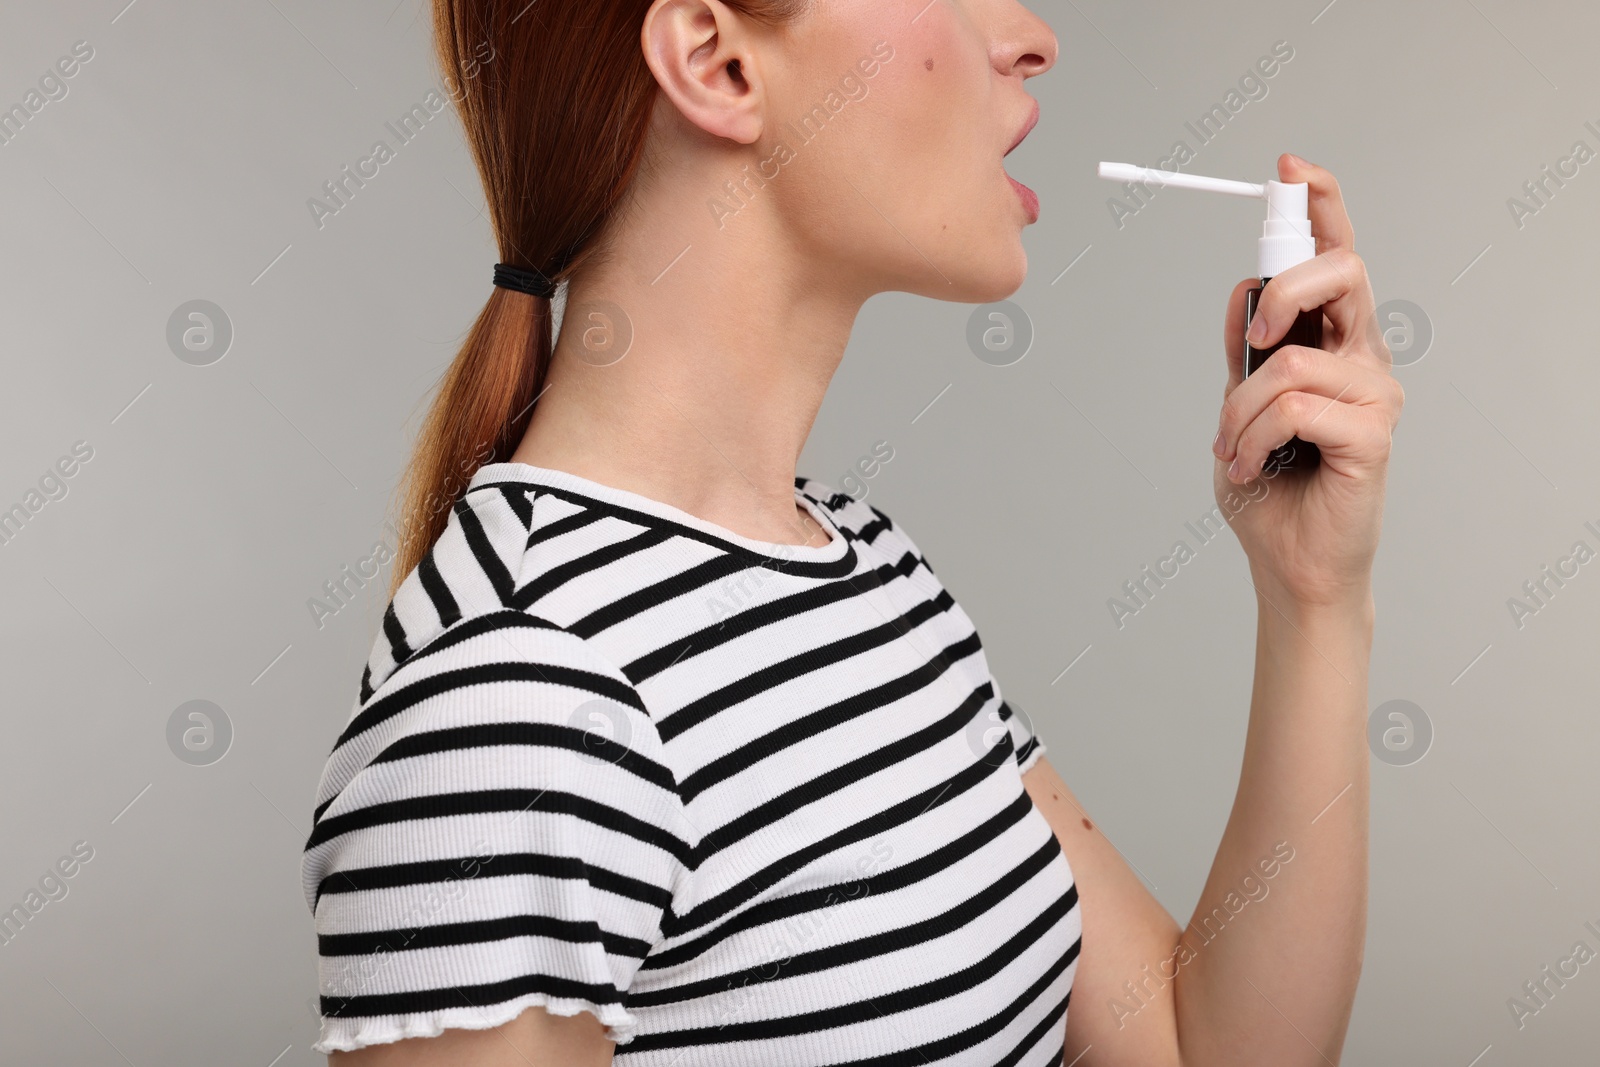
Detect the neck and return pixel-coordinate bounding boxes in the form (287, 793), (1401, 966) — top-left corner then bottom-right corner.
(510, 184), (870, 547)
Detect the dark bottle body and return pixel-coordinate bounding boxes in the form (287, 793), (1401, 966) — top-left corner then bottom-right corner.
(1244, 277), (1323, 473)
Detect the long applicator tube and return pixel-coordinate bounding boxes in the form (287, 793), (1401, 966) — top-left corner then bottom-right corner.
(1097, 161), (1266, 200)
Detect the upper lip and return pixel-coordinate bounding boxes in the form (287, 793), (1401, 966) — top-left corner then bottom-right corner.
(1005, 99), (1040, 158)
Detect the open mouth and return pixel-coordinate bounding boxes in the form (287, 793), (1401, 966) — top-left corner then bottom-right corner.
(1004, 100), (1040, 221)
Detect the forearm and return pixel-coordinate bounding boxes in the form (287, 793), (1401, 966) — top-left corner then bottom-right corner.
(1170, 582), (1374, 1067)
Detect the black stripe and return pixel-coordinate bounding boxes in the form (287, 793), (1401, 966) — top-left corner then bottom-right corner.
(567, 551), (770, 643)
(641, 788), (1037, 973)
(498, 484), (532, 528)
(837, 942), (1076, 1067)
(416, 550), (462, 629)
(329, 658), (646, 757)
(305, 786), (693, 863)
(314, 636), (648, 827)
(382, 601), (412, 664)
(316, 851), (671, 913)
(689, 682), (993, 862)
(338, 612), (569, 749)
(322, 970), (623, 1021)
(625, 884), (1080, 1051)
(679, 631), (986, 803)
(856, 513), (892, 543)
(994, 989), (1072, 1067)
(657, 586), (960, 744)
(389, 610), (564, 674)
(510, 526), (678, 611)
(369, 720), (678, 795)
(664, 731), (1011, 935)
(319, 910), (652, 962)
(631, 834), (1064, 1007)
(614, 554), (911, 683)
(454, 495), (517, 604)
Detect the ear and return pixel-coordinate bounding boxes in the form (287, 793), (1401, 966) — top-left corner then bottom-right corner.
(641, 0), (766, 145)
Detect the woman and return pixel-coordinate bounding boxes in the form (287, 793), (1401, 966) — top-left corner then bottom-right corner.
(300, 0), (1401, 1062)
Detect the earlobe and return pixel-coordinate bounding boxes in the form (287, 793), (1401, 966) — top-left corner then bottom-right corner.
(641, 0), (764, 145)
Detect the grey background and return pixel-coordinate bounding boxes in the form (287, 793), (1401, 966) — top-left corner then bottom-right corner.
(2, 0), (1596, 1063)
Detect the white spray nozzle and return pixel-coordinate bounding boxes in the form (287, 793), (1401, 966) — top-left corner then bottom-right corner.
(1097, 161), (1314, 279)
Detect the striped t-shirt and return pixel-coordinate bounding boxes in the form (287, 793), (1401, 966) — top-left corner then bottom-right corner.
(301, 461), (1081, 1063)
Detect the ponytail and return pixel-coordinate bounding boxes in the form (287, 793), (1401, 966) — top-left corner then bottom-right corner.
(387, 284), (553, 600)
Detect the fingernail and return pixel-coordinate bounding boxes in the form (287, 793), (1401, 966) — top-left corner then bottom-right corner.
(1286, 153), (1313, 167)
(1227, 457), (1241, 481)
(1247, 316), (1267, 344)
(1212, 429), (1226, 457)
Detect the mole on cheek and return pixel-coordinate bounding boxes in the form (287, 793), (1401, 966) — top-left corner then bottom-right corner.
(1081, 818), (1094, 831)
(924, 58), (934, 71)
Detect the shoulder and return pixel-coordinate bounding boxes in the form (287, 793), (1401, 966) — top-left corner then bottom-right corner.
(357, 469), (665, 703)
(327, 607), (651, 782)
(307, 601), (675, 825)
(310, 476), (688, 867)
(358, 476), (542, 702)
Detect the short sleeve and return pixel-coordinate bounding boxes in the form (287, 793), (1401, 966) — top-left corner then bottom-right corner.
(300, 611), (695, 1054)
(999, 692), (1046, 776)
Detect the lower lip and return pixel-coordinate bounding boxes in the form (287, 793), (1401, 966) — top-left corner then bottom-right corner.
(1007, 172), (1039, 222)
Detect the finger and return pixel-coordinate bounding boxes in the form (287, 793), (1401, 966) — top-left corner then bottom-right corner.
(1246, 248), (1377, 356)
(1224, 391), (1389, 483)
(1223, 276), (1255, 394)
(1215, 344), (1395, 463)
(1279, 154), (1354, 253)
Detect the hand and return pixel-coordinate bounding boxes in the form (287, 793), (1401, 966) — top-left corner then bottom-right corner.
(1212, 154), (1404, 611)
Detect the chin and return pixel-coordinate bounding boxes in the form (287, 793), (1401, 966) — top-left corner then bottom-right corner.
(948, 242), (1029, 304)
(990, 251), (1030, 300)
(891, 215), (1029, 302)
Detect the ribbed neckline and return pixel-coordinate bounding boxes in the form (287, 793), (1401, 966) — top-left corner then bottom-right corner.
(466, 461), (853, 567)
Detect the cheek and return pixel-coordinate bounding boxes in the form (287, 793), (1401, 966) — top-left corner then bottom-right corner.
(765, 8), (1008, 278)
(846, 28), (988, 195)
(913, 51), (997, 219)
(898, 17), (984, 146)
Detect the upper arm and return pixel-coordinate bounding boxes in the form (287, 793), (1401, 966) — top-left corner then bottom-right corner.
(1021, 756), (1187, 1067)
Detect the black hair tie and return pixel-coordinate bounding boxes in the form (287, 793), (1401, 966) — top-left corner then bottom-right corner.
(493, 262), (559, 299)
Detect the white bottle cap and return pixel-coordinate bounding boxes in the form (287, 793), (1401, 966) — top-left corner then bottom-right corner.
(1097, 162), (1316, 279)
(1259, 180), (1314, 279)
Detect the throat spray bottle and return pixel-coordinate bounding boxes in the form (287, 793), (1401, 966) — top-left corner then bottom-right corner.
(1098, 162), (1322, 473)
